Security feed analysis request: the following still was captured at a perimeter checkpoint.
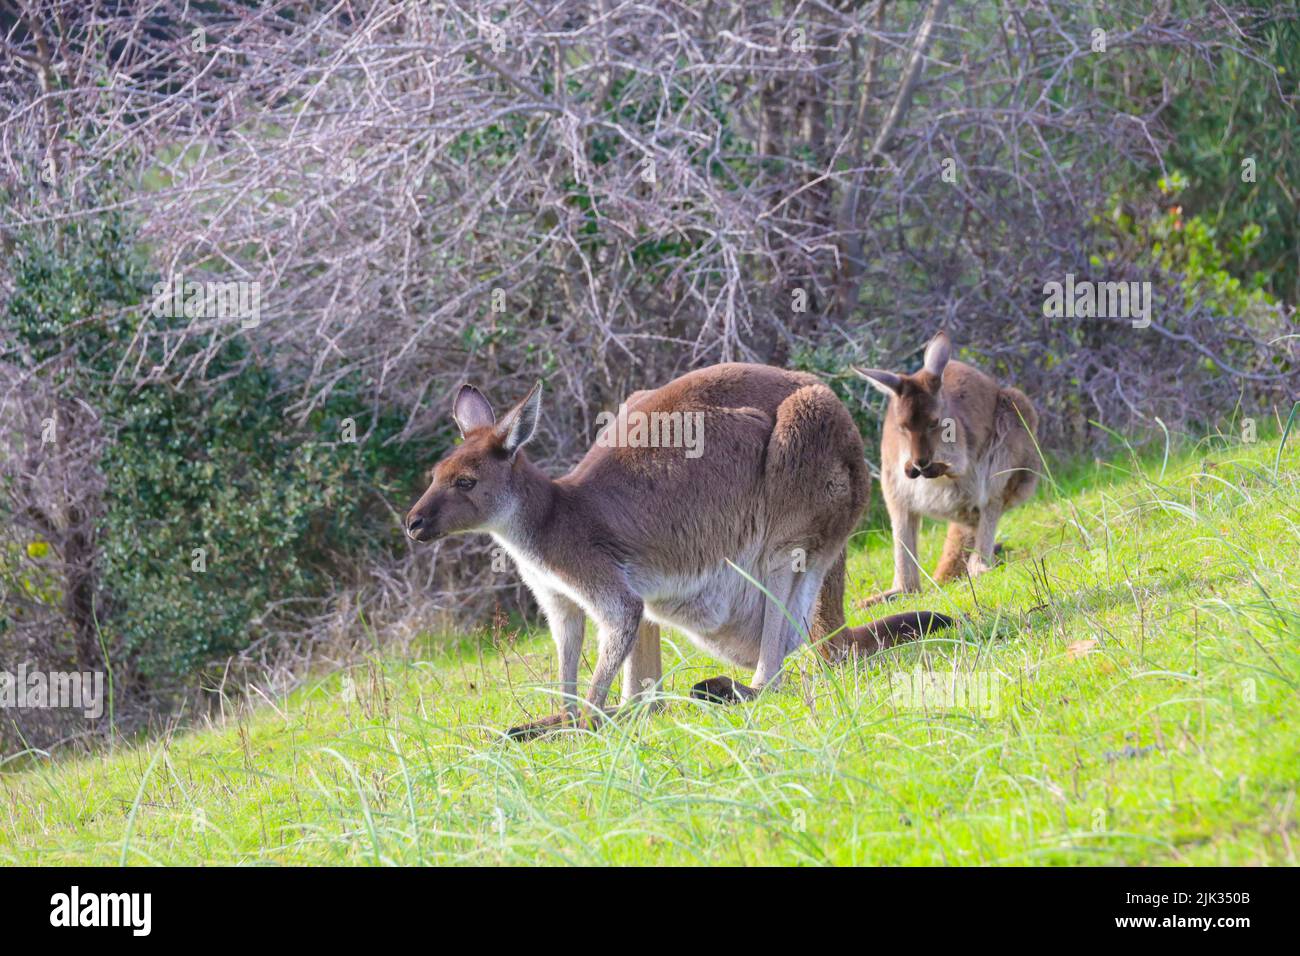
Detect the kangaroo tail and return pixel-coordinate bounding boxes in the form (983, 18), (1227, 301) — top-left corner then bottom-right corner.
(812, 550), (954, 662)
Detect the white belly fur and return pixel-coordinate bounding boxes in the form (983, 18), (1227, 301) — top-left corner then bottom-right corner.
(495, 533), (771, 670)
(890, 455), (991, 522)
(632, 554), (769, 668)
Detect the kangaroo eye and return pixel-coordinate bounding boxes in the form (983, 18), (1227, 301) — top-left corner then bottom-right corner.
(454, 476), (476, 491)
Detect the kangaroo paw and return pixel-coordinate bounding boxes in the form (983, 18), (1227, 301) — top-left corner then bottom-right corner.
(691, 675), (758, 704)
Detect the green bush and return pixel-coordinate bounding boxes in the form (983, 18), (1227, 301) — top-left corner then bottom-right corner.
(1161, 13), (1300, 305)
(3, 213), (428, 686)
(1094, 169), (1276, 319)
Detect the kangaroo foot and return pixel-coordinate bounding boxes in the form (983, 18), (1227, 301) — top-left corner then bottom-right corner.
(505, 713), (575, 741)
(506, 706), (620, 741)
(691, 675), (758, 704)
(857, 587), (908, 608)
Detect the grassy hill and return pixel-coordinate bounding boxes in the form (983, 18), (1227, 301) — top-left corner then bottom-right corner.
(3, 434), (1298, 865)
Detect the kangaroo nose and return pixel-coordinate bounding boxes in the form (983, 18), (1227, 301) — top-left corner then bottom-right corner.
(406, 514), (426, 538)
(913, 457), (931, 469)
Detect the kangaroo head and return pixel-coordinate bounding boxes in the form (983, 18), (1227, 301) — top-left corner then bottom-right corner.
(854, 332), (956, 480)
(405, 382), (542, 542)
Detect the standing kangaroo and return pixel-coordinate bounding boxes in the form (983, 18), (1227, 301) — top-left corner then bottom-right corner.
(405, 365), (952, 739)
(854, 332), (1040, 603)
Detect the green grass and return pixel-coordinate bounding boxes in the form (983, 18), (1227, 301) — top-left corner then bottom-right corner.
(3, 434), (1298, 865)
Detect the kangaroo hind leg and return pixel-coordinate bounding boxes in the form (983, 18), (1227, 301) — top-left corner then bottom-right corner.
(621, 619), (663, 708)
(693, 563), (822, 704)
(933, 522), (974, 583)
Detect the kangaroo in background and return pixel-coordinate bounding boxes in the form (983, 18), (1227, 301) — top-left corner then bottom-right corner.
(405, 366), (952, 739)
(855, 332), (1040, 604)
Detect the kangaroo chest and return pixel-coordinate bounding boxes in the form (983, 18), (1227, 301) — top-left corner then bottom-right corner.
(888, 458), (986, 524)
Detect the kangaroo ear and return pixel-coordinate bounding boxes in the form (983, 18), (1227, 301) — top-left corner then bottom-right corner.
(852, 366), (902, 397)
(923, 332), (951, 378)
(452, 384), (495, 436)
(495, 381), (542, 457)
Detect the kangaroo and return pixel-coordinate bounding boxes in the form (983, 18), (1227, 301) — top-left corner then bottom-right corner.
(854, 331), (1040, 604)
(405, 365), (953, 739)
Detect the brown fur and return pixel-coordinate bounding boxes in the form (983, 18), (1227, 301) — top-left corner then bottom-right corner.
(406, 364), (953, 738)
(855, 332), (1040, 601)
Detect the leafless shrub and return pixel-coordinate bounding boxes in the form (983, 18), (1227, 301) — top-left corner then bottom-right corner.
(1, 1), (1295, 743)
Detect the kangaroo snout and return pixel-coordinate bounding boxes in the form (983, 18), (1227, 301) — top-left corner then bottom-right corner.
(405, 508), (438, 542)
(905, 459), (949, 480)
